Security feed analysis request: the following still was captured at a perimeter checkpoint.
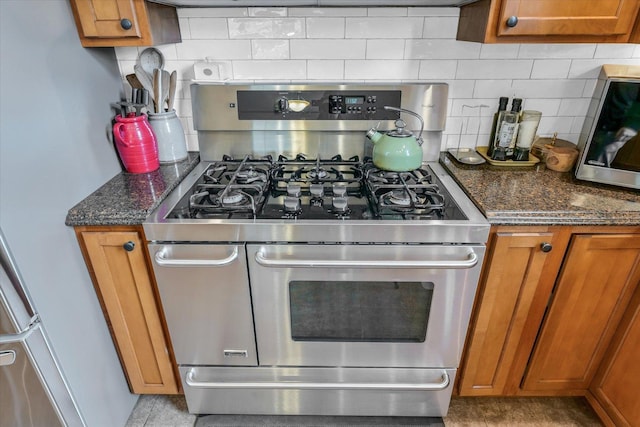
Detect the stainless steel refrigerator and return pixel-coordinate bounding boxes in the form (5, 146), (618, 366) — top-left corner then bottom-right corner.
(0, 229), (85, 427)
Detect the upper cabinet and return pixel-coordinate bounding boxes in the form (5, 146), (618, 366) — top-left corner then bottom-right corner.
(70, 0), (181, 47)
(457, 0), (640, 43)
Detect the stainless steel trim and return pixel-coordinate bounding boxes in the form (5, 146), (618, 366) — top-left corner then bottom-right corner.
(185, 368), (449, 391)
(254, 249), (478, 269)
(154, 246), (239, 267)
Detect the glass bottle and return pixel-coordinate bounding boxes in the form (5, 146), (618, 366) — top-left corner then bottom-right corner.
(487, 97), (509, 158)
(491, 98), (522, 161)
(506, 98), (523, 159)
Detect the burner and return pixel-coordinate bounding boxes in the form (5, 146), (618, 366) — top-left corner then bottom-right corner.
(307, 168), (329, 180)
(236, 167), (267, 184)
(221, 191), (247, 205)
(387, 190), (412, 206)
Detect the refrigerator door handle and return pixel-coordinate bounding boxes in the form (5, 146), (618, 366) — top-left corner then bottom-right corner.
(0, 319), (38, 344)
(0, 349), (16, 366)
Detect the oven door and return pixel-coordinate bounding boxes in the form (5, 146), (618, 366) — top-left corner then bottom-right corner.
(247, 243), (484, 368)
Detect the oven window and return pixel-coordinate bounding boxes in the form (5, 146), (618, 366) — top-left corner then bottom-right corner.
(289, 281), (433, 342)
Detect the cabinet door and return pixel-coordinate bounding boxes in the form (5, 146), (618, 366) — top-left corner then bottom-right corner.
(80, 229), (178, 394)
(72, 0), (142, 39)
(523, 234), (640, 392)
(458, 228), (569, 396)
(498, 0), (639, 38)
(589, 284), (640, 427)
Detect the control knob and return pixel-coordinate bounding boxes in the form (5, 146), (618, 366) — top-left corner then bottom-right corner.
(284, 196), (301, 213)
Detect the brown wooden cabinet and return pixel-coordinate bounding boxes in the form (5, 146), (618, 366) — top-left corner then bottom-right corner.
(69, 0), (181, 47)
(458, 226), (640, 401)
(458, 0), (640, 43)
(522, 233), (640, 393)
(457, 226), (571, 396)
(587, 282), (640, 427)
(75, 226), (179, 394)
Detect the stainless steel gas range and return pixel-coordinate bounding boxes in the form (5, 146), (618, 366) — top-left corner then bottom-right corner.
(144, 83), (489, 417)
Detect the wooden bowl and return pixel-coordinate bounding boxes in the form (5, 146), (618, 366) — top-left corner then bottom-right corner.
(545, 146), (579, 172)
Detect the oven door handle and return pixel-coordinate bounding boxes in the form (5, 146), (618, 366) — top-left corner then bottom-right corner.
(154, 246), (239, 267)
(254, 250), (478, 269)
(185, 368), (450, 391)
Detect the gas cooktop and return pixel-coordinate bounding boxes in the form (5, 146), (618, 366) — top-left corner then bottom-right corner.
(165, 154), (467, 222)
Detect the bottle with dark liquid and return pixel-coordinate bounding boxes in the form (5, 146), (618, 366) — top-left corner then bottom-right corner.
(492, 98), (522, 161)
(487, 96), (509, 158)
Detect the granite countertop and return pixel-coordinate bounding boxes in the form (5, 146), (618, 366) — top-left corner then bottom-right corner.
(439, 153), (640, 226)
(66, 153), (200, 226)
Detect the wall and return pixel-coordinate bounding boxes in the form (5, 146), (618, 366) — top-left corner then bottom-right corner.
(0, 1), (138, 426)
(115, 6), (640, 152)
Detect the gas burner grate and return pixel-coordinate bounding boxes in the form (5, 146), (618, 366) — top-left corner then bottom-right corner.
(188, 155), (272, 218)
(271, 154), (363, 189)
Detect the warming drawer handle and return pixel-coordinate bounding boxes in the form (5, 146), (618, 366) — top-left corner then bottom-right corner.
(254, 250), (478, 269)
(185, 368), (450, 391)
(154, 247), (239, 267)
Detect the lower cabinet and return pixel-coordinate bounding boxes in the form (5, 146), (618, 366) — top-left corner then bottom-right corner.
(458, 226), (640, 404)
(75, 226), (179, 394)
(588, 284), (640, 427)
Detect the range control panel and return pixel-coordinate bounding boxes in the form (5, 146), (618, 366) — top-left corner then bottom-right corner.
(236, 90), (401, 120)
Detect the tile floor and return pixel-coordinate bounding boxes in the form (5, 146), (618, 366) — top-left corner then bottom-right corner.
(125, 395), (603, 426)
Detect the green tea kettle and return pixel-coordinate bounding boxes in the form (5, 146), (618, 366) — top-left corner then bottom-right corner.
(366, 106), (425, 172)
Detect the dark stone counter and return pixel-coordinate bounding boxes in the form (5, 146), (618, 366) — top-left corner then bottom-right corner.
(439, 153), (640, 226)
(66, 153), (200, 226)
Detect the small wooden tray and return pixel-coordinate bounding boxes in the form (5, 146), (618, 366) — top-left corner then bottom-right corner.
(476, 146), (540, 166)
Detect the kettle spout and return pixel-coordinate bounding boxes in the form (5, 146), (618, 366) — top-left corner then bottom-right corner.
(366, 128), (382, 143)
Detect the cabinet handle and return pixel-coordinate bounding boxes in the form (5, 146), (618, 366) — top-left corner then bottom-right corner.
(123, 241), (135, 252)
(120, 18), (133, 30)
(540, 242), (552, 253)
(506, 16), (518, 27)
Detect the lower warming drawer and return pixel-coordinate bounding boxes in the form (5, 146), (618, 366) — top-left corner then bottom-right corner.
(179, 366), (457, 416)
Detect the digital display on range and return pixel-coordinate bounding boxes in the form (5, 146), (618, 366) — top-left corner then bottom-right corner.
(345, 96), (365, 105)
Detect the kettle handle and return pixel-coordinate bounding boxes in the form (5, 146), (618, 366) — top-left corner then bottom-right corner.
(113, 122), (129, 147)
(383, 106), (424, 145)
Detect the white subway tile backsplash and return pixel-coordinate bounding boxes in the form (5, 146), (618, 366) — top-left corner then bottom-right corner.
(472, 80), (515, 98)
(114, 47), (139, 61)
(113, 6), (638, 154)
(456, 60), (533, 79)
(346, 17), (423, 39)
(344, 60), (419, 80)
(306, 18), (345, 38)
(594, 44), (636, 58)
(188, 18), (229, 39)
(422, 17), (458, 39)
(307, 60), (344, 80)
(229, 18), (305, 39)
(444, 80), (475, 99)
(558, 98), (591, 116)
(408, 7), (459, 17)
(479, 44), (520, 59)
(177, 40), (252, 60)
(252, 39), (290, 59)
(520, 99), (562, 116)
(531, 59), (571, 79)
(511, 79), (586, 99)
(405, 40), (480, 59)
(179, 18), (191, 39)
(232, 60), (306, 79)
(519, 44), (597, 59)
(418, 60), (457, 80)
(366, 39), (405, 59)
(291, 39), (365, 59)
